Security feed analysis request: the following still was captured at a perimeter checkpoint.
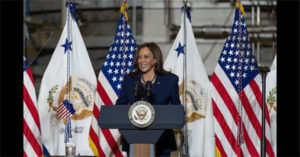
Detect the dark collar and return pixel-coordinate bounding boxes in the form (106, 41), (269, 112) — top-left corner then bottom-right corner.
(135, 73), (161, 85)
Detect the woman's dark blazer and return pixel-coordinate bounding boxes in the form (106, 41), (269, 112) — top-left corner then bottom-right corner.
(116, 72), (181, 155)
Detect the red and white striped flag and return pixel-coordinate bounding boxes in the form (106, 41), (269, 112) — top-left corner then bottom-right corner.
(88, 2), (136, 156)
(23, 57), (43, 157)
(211, 3), (275, 157)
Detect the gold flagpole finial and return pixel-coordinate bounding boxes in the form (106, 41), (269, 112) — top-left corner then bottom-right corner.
(120, 0), (129, 20)
(235, 0), (245, 16)
(183, 0), (187, 5)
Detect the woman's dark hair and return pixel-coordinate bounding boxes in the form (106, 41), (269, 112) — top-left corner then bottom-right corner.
(130, 42), (170, 77)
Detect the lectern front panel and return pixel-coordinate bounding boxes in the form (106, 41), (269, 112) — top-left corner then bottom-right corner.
(120, 130), (164, 144)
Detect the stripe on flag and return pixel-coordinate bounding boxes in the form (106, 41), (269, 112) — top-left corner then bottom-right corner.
(23, 59), (43, 157)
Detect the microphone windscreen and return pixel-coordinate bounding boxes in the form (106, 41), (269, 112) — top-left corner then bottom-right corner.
(145, 81), (152, 88)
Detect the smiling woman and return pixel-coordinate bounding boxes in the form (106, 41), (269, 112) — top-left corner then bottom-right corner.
(116, 42), (181, 157)
(138, 47), (155, 72)
(131, 42), (170, 80)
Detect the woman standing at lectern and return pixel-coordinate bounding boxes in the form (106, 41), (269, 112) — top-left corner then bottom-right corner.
(116, 42), (180, 157)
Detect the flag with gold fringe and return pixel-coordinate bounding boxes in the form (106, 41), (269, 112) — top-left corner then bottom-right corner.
(210, 2), (275, 157)
(88, 1), (136, 156)
(37, 2), (96, 155)
(164, 7), (216, 157)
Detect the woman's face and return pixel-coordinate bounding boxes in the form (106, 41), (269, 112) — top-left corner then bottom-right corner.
(137, 47), (156, 74)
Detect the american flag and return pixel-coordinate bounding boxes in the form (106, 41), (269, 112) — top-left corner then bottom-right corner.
(23, 57), (43, 157)
(57, 100), (75, 119)
(88, 4), (137, 156)
(210, 4), (275, 157)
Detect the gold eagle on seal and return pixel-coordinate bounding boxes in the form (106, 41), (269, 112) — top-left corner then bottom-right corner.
(47, 76), (95, 123)
(135, 110), (148, 121)
(172, 79), (209, 156)
(179, 80), (207, 123)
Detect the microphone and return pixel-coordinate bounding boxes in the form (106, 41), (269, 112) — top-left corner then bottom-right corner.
(133, 81), (153, 104)
(133, 81), (146, 100)
(145, 81), (153, 104)
(133, 82), (140, 99)
(145, 81), (152, 98)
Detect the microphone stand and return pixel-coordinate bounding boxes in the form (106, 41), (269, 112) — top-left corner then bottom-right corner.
(257, 66), (270, 157)
(134, 81), (153, 103)
(145, 81), (153, 103)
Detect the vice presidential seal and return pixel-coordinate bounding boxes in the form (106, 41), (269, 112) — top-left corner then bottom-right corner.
(128, 101), (155, 128)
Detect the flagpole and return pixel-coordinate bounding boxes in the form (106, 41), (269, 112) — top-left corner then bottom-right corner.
(61, 0), (67, 29)
(237, 0), (245, 146)
(180, 0), (190, 156)
(258, 66), (270, 157)
(64, 0), (76, 155)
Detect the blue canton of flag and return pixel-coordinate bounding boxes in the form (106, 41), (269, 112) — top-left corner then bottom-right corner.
(24, 57), (30, 71)
(218, 8), (259, 92)
(101, 14), (137, 95)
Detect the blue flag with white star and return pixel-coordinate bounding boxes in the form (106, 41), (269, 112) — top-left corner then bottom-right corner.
(163, 7), (216, 157)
